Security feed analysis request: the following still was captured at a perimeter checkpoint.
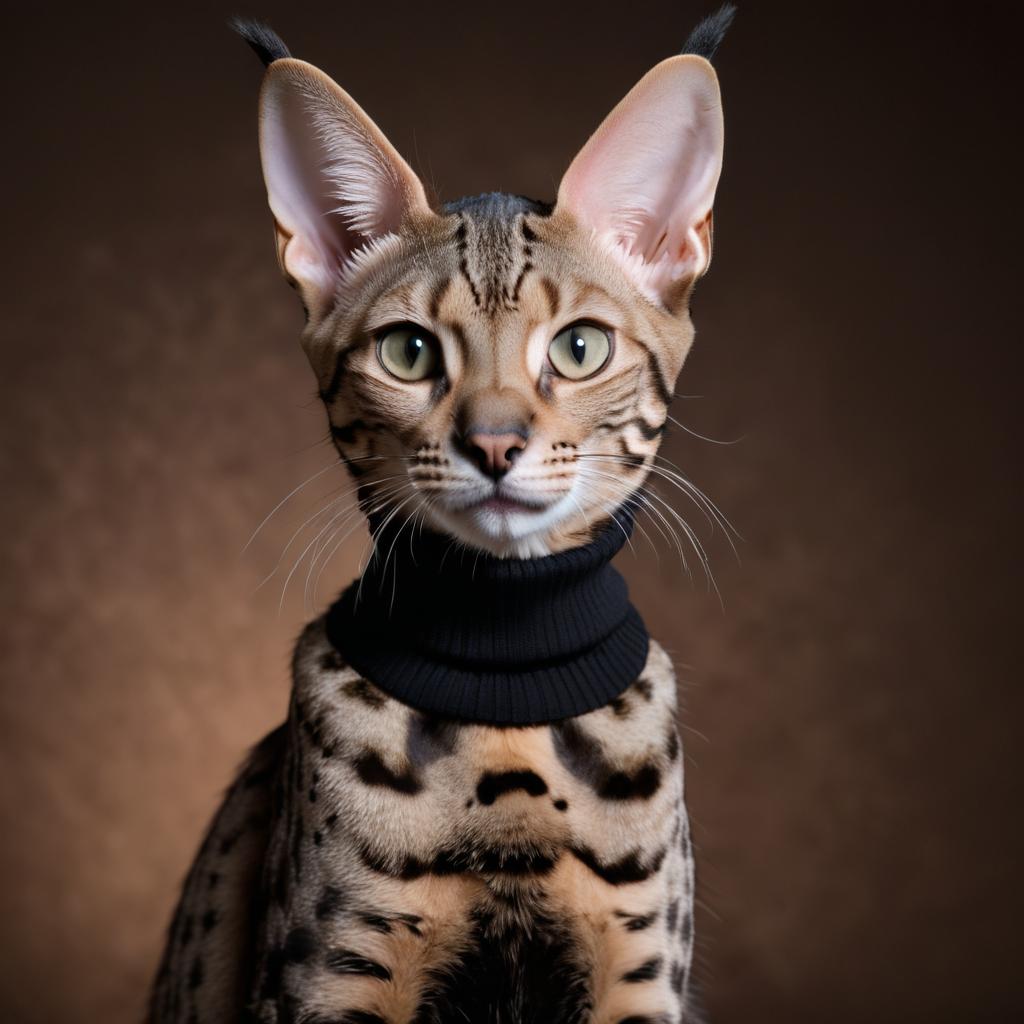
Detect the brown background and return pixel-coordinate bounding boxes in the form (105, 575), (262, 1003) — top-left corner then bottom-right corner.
(1, 2), (1020, 1021)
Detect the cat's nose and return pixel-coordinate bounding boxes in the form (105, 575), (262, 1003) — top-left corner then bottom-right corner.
(465, 432), (527, 479)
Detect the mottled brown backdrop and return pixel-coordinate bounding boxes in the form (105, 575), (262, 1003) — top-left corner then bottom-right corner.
(1, 2), (1019, 1021)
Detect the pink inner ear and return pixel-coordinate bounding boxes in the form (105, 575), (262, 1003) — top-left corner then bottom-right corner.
(258, 61), (428, 314)
(558, 56), (724, 295)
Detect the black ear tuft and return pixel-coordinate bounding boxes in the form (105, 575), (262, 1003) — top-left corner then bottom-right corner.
(229, 16), (291, 67)
(682, 4), (736, 62)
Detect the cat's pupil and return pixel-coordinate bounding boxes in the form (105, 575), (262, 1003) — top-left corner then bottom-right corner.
(570, 330), (586, 364)
(405, 335), (424, 367)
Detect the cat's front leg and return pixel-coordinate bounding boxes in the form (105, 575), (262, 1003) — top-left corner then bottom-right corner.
(550, 815), (696, 1024)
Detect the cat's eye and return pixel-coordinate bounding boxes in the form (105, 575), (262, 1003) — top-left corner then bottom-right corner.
(547, 323), (612, 381)
(377, 325), (442, 381)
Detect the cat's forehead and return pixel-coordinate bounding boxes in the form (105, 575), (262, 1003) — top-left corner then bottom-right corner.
(352, 192), (633, 326)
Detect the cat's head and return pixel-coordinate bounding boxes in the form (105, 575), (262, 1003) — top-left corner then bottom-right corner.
(237, 9), (731, 558)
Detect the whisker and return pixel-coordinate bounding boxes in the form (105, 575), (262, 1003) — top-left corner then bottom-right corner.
(242, 461), (338, 554)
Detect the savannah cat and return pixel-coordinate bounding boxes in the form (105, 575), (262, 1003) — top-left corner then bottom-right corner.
(149, 6), (734, 1022)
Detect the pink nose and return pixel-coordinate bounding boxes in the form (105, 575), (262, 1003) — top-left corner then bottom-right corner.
(466, 432), (527, 479)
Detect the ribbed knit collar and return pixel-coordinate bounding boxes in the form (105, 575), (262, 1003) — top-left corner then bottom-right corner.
(324, 510), (649, 725)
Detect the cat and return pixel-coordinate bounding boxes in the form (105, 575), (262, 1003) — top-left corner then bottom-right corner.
(148, 6), (734, 1023)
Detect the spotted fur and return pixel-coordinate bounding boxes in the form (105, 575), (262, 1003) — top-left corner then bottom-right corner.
(149, 11), (732, 1023)
(151, 634), (698, 1024)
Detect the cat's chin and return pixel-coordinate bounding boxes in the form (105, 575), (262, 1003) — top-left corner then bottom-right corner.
(423, 494), (581, 559)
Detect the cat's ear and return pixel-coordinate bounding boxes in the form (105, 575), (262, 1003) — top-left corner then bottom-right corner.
(556, 55), (724, 309)
(257, 58), (431, 319)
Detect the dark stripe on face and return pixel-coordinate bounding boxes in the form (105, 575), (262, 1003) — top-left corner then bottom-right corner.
(596, 415), (667, 441)
(569, 844), (666, 885)
(621, 956), (663, 983)
(475, 770), (549, 805)
(455, 218), (482, 307)
(630, 337), (674, 406)
(321, 347), (352, 406)
(617, 439), (648, 468)
(428, 275), (452, 320)
(510, 260), (534, 305)
(540, 276), (561, 319)
(615, 1016), (670, 1024)
(352, 750), (422, 794)
(331, 418), (385, 446)
(324, 949), (392, 982)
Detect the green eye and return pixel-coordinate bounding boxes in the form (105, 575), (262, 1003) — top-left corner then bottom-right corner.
(548, 323), (612, 380)
(377, 325), (441, 381)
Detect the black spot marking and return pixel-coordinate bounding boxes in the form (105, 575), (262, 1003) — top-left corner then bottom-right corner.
(616, 1016), (670, 1024)
(187, 956), (204, 990)
(396, 913), (423, 936)
(319, 649), (346, 672)
(598, 763), (662, 801)
(670, 959), (686, 994)
(553, 798), (569, 812)
(666, 899), (680, 933)
(615, 909), (659, 932)
(633, 677), (654, 701)
(570, 844), (666, 885)
(608, 694), (631, 718)
(680, 911), (694, 944)
(283, 926), (317, 964)
(667, 727), (680, 762)
(358, 913), (393, 934)
(352, 750), (422, 795)
(324, 949), (392, 982)
(200, 908), (218, 934)
(406, 714), (459, 765)
(622, 956), (663, 983)
(358, 840), (555, 879)
(553, 720), (662, 801)
(342, 677), (388, 709)
(475, 770), (548, 805)
(316, 886), (345, 921)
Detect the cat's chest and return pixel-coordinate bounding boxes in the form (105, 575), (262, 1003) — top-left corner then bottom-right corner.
(293, 619), (681, 868)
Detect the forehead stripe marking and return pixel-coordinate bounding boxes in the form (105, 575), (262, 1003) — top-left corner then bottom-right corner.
(454, 218), (482, 308)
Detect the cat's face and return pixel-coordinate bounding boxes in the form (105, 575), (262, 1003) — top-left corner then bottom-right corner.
(254, 47), (723, 557)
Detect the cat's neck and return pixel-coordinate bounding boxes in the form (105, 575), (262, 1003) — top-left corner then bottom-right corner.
(324, 508), (648, 725)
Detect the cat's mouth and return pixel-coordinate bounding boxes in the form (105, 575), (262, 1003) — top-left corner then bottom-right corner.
(463, 491), (553, 516)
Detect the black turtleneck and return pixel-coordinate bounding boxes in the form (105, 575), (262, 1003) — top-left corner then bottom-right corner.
(324, 511), (649, 726)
